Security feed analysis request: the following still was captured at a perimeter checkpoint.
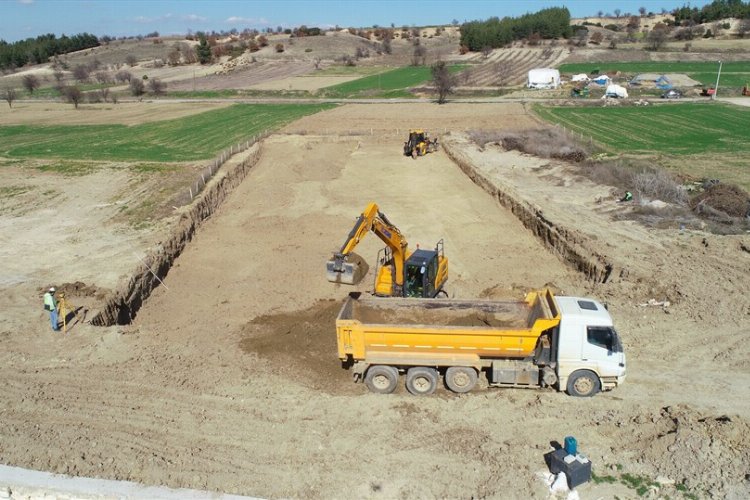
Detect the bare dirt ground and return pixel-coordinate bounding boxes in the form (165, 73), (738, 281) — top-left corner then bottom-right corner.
(248, 74), (361, 91)
(0, 103), (748, 499)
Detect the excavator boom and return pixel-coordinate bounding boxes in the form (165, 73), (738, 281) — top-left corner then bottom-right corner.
(327, 202), (407, 287)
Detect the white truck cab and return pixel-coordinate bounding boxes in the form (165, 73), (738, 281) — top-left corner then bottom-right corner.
(555, 296), (627, 397)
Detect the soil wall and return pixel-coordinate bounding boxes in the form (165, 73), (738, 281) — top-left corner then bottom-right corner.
(442, 139), (615, 283)
(90, 144), (263, 326)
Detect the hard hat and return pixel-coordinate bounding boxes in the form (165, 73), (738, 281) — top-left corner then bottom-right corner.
(49, 287), (55, 292)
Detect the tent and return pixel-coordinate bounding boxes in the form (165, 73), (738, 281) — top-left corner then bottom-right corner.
(591, 75), (611, 85)
(527, 68), (561, 89)
(571, 73), (590, 82)
(605, 84), (628, 98)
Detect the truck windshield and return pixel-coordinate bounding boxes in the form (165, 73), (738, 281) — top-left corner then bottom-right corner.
(587, 326), (623, 353)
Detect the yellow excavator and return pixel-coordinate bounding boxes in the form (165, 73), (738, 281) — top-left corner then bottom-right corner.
(326, 202), (448, 298)
(403, 129), (439, 159)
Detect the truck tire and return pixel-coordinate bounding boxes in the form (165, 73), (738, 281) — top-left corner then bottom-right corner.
(566, 370), (601, 397)
(445, 367), (478, 393)
(364, 365), (399, 394)
(405, 367), (438, 396)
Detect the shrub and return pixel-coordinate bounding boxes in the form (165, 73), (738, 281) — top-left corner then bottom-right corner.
(468, 128), (588, 162)
(129, 78), (145, 96)
(275, 43), (284, 53)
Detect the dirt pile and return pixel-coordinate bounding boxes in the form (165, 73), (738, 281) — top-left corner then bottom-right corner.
(691, 182), (750, 218)
(631, 406), (750, 496)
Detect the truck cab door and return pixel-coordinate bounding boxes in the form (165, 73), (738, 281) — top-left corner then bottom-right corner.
(423, 256), (437, 297)
(581, 326), (624, 375)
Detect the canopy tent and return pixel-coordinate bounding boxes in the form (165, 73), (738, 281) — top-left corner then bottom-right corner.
(527, 68), (561, 89)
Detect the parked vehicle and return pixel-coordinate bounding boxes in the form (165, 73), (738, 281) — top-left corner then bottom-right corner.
(661, 89), (683, 99)
(335, 289), (626, 397)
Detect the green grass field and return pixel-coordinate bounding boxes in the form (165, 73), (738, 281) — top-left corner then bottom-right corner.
(535, 102), (750, 155)
(319, 65), (465, 98)
(558, 61), (750, 88)
(0, 103), (335, 162)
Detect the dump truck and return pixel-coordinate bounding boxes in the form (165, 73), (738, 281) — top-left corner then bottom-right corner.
(336, 289), (626, 397)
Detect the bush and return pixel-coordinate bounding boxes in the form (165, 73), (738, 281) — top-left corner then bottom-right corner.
(691, 183), (750, 218)
(275, 43), (284, 53)
(468, 128), (588, 162)
(129, 78), (145, 96)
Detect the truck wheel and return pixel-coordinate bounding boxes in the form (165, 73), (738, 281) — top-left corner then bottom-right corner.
(405, 367), (438, 396)
(566, 370), (601, 397)
(445, 367), (478, 393)
(364, 365), (399, 394)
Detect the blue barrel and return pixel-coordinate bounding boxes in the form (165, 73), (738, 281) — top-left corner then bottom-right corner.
(564, 436), (577, 455)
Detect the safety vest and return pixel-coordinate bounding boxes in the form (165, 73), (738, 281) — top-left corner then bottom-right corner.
(44, 292), (57, 311)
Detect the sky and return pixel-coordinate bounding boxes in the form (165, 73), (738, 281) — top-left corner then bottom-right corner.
(2, 0), (716, 43)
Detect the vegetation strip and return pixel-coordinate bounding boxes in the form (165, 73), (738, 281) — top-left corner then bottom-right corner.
(319, 65), (465, 98)
(534, 103), (750, 155)
(0, 103), (334, 161)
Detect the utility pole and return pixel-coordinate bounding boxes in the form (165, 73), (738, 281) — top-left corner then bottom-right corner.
(712, 60), (722, 100)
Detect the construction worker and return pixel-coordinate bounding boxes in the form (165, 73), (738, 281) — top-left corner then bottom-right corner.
(43, 287), (59, 332)
(619, 191), (633, 202)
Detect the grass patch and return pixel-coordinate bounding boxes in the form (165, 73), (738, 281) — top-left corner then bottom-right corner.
(0, 185), (31, 197)
(35, 160), (102, 176)
(0, 103), (335, 162)
(534, 102), (750, 156)
(558, 61), (750, 87)
(314, 65), (389, 77)
(319, 64), (465, 98)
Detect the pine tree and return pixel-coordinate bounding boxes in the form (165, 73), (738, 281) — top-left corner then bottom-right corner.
(196, 35), (212, 64)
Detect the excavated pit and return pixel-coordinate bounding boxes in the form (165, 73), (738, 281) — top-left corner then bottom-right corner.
(90, 144), (262, 326)
(91, 134), (616, 328)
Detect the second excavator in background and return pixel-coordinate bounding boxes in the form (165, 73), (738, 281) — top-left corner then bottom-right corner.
(326, 202), (448, 298)
(403, 129), (439, 159)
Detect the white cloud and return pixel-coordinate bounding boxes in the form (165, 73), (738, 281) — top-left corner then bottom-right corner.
(182, 14), (207, 22)
(18, 0), (34, 4)
(134, 15), (155, 23)
(225, 16), (269, 25)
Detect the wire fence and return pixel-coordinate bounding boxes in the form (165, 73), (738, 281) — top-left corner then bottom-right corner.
(185, 130), (270, 204)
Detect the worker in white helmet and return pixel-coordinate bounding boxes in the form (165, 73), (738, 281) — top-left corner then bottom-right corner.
(43, 287), (59, 332)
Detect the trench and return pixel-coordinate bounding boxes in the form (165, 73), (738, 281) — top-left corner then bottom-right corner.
(90, 144), (263, 326)
(91, 133), (615, 327)
(442, 139), (615, 284)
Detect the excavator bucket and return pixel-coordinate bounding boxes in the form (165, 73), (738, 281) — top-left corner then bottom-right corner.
(326, 253), (368, 285)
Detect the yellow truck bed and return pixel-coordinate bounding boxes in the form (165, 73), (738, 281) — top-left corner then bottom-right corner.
(336, 289), (561, 369)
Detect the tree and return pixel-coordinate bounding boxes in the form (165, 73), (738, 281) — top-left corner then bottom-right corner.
(72, 64), (90, 82)
(62, 86), (82, 108)
(739, 19), (750, 39)
(125, 54), (137, 66)
(21, 74), (40, 95)
(412, 40), (427, 66)
(614, 8), (621, 18)
(646, 23), (669, 51)
(94, 71), (111, 84)
(590, 31), (604, 44)
(196, 34), (212, 63)
(115, 69), (132, 83)
(2, 87), (17, 108)
(431, 61), (455, 104)
(147, 77), (166, 96)
(53, 69), (65, 85)
(129, 78), (145, 96)
(639, 6), (646, 17)
(597, 10), (604, 17)
(574, 28), (589, 46)
(167, 48), (181, 66)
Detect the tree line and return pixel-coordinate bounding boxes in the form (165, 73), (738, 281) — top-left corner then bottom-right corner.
(0, 33), (99, 70)
(673, 0), (750, 25)
(460, 7), (572, 51)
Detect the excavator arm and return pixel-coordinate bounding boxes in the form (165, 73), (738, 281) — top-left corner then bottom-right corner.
(328, 202), (408, 288)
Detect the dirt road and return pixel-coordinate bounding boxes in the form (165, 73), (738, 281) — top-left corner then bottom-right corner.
(1, 104), (748, 498)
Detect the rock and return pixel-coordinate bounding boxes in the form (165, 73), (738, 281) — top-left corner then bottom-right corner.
(656, 475), (675, 486)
